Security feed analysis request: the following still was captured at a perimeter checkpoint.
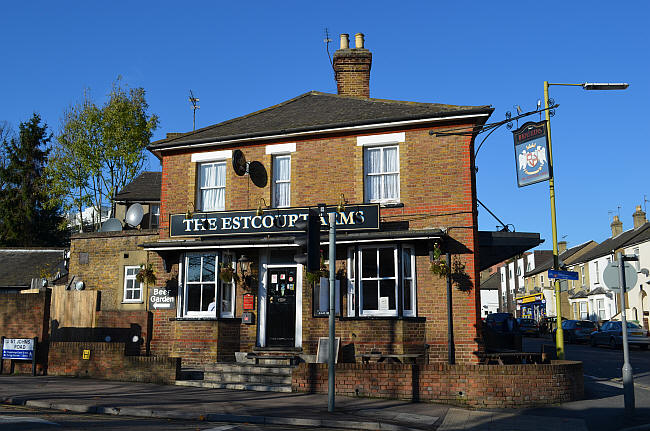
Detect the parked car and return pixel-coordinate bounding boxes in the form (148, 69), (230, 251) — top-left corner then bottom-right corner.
(484, 313), (521, 352)
(516, 318), (540, 337)
(590, 320), (650, 350)
(553, 320), (597, 343)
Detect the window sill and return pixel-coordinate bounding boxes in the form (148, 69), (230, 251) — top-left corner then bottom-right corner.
(380, 202), (404, 208)
(339, 316), (425, 322)
(122, 301), (144, 304)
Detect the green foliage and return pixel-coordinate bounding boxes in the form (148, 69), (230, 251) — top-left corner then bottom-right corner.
(136, 263), (157, 286)
(219, 262), (240, 285)
(50, 78), (159, 231)
(0, 114), (68, 246)
(305, 256), (328, 286)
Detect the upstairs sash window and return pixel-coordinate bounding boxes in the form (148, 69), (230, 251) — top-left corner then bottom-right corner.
(272, 155), (291, 208)
(364, 145), (399, 203)
(198, 162), (226, 211)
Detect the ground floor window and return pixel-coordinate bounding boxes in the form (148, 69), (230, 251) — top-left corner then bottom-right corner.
(183, 253), (218, 317)
(579, 301), (588, 320)
(123, 266), (143, 303)
(597, 298), (606, 320)
(220, 252), (236, 318)
(180, 251), (239, 318)
(349, 244), (416, 317)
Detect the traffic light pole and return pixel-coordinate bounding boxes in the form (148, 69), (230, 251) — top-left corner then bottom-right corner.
(328, 212), (336, 412)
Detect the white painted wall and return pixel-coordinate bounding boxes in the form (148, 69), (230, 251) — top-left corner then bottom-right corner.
(480, 289), (499, 317)
(624, 240), (650, 325)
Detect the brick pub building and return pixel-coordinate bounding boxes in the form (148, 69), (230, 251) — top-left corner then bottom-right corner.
(141, 32), (503, 367)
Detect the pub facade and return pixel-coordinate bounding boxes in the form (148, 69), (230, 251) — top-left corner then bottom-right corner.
(134, 33), (497, 367)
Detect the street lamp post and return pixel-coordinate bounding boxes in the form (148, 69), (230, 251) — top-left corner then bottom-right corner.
(543, 81), (628, 360)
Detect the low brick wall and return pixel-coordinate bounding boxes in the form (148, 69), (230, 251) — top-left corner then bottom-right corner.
(48, 342), (180, 384)
(0, 291), (50, 375)
(292, 361), (583, 408)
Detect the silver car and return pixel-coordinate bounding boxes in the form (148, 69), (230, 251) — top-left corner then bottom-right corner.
(590, 321), (650, 350)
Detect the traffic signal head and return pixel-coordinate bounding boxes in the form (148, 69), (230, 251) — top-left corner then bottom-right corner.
(294, 209), (321, 271)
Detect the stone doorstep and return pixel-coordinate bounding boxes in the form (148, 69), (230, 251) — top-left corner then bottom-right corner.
(174, 380), (292, 393)
(204, 372), (291, 385)
(206, 363), (294, 375)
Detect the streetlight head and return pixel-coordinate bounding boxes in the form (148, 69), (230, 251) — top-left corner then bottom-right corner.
(582, 82), (629, 90)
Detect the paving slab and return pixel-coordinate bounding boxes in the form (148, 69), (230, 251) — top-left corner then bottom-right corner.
(438, 408), (588, 431)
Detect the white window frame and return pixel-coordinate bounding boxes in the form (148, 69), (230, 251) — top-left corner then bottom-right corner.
(347, 247), (356, 316)
(123, 266), (143, 303)
(182, 253), (219, 318)
(197, 161), (226, 211)
(402, 245), (416, 317)
(358, 245), (399, 317)
(595, 261), (600, 284)
(220, 251), (236, 318)
(579, 301), (588, 320)
(150, 204), (160, 229)
(581, 265), (585, 285)
(597, 298), (606, 320)
(634, 247), (640, 270)
(364, 145), (400, 204)
(272, 154), (291, 208)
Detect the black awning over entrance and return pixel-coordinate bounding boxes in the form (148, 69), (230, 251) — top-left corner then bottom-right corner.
(142, 228), (445, 271)
(478, 231), (543, 271)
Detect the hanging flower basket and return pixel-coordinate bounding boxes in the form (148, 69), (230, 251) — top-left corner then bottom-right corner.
(219, 263), (240, 285)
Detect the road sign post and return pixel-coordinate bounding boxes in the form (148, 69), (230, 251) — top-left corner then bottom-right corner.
(604, 255), (639, 416)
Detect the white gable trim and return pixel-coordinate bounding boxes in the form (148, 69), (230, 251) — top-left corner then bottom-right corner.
(357, 132), (405, 147)
(191, 150), (233, 163)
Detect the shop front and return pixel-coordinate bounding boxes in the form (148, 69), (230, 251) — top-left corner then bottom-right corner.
(516, 293), (546, 321)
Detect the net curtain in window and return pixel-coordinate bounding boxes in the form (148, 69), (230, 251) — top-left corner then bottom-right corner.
(273, 156), (291, 207)
(200, 163), (225, 211)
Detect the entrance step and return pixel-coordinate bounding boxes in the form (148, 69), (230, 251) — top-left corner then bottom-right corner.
(175, 363), (295, 393)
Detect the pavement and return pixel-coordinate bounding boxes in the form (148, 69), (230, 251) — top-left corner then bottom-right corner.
(0, 375), (599, 431)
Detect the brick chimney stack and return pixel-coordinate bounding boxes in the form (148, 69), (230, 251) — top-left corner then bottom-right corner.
(558, 241), (567, 254)
(332, 32), (372, 98)
(633, 205), (647, 229)
(611, 215), (623, 238)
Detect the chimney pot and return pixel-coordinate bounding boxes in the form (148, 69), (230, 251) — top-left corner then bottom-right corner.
(332, 32), (372, 98)
(611, 215), (623, 238)
(340, 33), (349, 50)
(633, 205), (647, 229)
(355, 33), (365, 49)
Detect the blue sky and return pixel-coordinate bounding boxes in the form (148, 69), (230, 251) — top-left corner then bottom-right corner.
(1, 1), (647, 249)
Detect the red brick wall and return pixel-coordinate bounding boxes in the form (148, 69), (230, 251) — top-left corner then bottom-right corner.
(48, 342), (179, 384)
(292, 361), (584, 408)
(154, 123), (483, 364)
(0, 291), (50, 374)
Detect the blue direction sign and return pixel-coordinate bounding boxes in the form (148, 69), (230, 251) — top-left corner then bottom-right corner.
(548, 269), (579, 280)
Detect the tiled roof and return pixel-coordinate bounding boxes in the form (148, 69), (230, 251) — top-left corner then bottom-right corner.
(588, 286), (613, 296)
(0, 249), (67, 288)
(570, 289), (588, 299)
(114, 172), (161, 203)
(571, 222), (650, 264)
(480, 271), (500, 290)
(149, 91), (493, 150)
(525, 241), (596, 277)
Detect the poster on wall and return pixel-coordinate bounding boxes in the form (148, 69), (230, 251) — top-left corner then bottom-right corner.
(512, 121), (551, 187)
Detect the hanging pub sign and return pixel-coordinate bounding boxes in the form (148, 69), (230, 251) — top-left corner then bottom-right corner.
(512, 121), (551, 187)
(169, 203), (379, 238)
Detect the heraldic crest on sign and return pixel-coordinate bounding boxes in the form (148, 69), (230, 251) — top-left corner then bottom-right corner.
(518, 143), (547, 175)
(512, 121), (551, 187)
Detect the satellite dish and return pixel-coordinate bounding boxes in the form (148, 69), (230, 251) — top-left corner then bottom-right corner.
(248, 161), (268, 188)
(100, 218), (123, 232)
(74, 281), (85, 291)
(232, 150), (247, 176)
(125, 203), (144, 228)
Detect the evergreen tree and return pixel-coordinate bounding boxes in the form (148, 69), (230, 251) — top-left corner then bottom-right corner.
(0, 114), (67, 246)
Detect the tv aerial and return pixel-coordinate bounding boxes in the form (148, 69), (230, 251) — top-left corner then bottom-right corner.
(99, 218), (123, 232)
(125, 203), (144, 228)
(189, 90), (200, 131)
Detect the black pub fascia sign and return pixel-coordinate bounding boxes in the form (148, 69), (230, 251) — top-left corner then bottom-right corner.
(169, 204), (379, 238)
